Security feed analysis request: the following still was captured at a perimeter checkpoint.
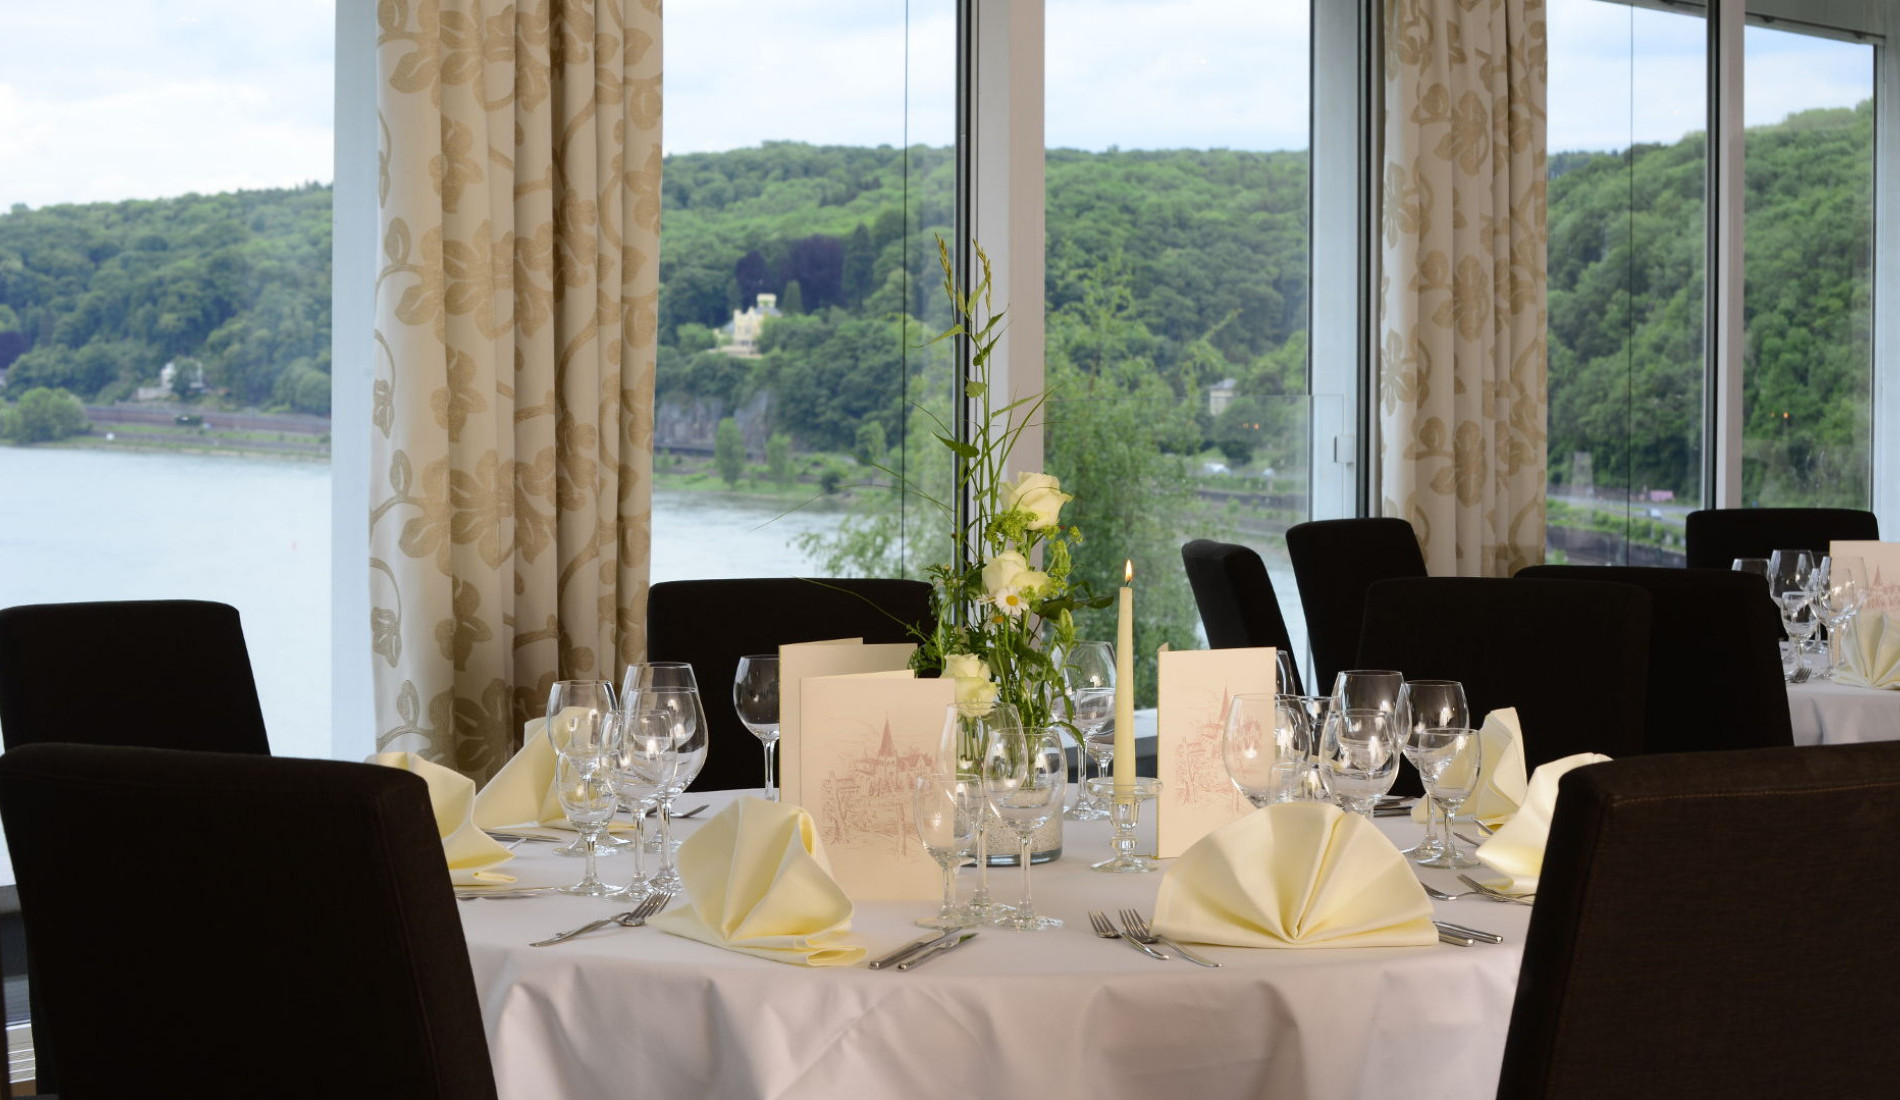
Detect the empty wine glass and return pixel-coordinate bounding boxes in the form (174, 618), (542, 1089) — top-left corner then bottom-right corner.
(1402, 726), (1483, 868)
(1318, 707), (1400, 817)
(606, 708), (676, 901)
(980, 726), (1065, 931)
(1814, 556), (1868, 680)
(732, 655), (781, 799)
(624, 684), (707, 892)
(1731, 557), (1769, 580)
(1400, 679), (1468, 864)
(938, 701), (1020, 922)
(545, 680), (620, 857)
(554, 752), (619, 896)
(1770, 551), (1817, 682)
(1333, 670), (1411, 740)
(1062, 641), (1116, 820)
(913, 774), (980, 930)
(1222, 693), (1305, 807)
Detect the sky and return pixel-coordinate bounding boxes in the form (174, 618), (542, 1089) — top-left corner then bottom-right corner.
(0, 0), (1877, 211)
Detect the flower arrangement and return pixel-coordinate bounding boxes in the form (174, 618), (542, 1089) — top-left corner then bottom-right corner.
(911, 239), (1110, 733)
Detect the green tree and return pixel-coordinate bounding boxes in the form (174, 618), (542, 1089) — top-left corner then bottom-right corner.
(854, 420), (887, 467)
(6, 386), (88, 442)
(766, 431), (793, 489)
(714, 416), (745, 487)
(1212, 396), (1267, 468)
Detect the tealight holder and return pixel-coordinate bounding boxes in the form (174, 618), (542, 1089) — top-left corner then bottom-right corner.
(1087, 776), (1161, 873)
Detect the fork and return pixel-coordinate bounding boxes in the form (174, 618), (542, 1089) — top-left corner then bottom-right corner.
(1420, 883), (1515, 903)
(1118, 909), (1219, 968)
(1456, 874), (1535, 905)
(531, 890), (673, 947)
(1088, 910), (1169, 961)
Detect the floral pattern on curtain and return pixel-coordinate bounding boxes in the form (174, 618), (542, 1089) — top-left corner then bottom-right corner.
(1378, 0), (1548, 577)
(371, 0), (660, 780)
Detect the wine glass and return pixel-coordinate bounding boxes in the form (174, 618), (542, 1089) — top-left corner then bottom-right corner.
(913, 774), (980, 930)
(980, 726), (1066, 931)
(732, 655), (781, 799)
(938, 701), (1020, 922)
(1731, 557), (1769, 580)
(624, 685), (707, 893)
(1814, 556), (1868, 680)
(1061, 641), (1116, 820)
(606, 707), (677, 900)
(1333, 670), (1411, 740)
(1402, 726), (1484, 868)
(1770, 550), (1817, 682)
(553, 751), (619, 896)
(545, 680), (620, 856)
(1400, 679), (1468, 863)
(1317, 707), (1400, 817)
(1222, 693), (1304, 807)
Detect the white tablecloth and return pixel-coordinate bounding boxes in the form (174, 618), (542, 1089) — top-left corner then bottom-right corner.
(459, 793), (1529, 1100)
(1788, 679), (1900, 746)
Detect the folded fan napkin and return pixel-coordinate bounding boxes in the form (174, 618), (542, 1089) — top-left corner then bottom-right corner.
(1473, 751), (1612, 894)
(1837, 611), (1900, 689)
(472, 712), (635, 832)
(1153, 801), (1436, 949)
(1410, 707), (1528, 829)
(367, 751), (516, 885)
(649, 798), (865, 966)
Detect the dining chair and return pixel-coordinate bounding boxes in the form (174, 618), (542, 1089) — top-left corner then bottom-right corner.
(645, 577), (932, 792)
(0, 743), (499, 1100)
(1496, 742), (1900, 1098)
(1180, 539), (1303, 694)
(1285, 518), (1428, 694)
(1356, 577), (1650, 788)
(1682, 506), (1880, 569)
(1516, 565), (1791, 754)
(0, 599), (271, 755)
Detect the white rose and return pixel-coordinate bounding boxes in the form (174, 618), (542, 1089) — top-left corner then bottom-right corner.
(982, 551), (1031, 599)
(944, 653), (998, 717)
(1002, 471), (1072, 529)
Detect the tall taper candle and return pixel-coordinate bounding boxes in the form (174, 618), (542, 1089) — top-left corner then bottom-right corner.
(1114, 559), (1135, 791)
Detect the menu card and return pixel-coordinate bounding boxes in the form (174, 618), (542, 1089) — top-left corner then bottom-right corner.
(777, 639), (916, 810)
(1155, 647), (1279, 858)
(1832, 540), (1900, 614)
(794, 674), (957, 899)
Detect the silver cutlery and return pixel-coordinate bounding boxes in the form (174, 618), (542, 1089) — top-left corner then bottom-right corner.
(1454, 831), (1489, 849)
(485, 831), (561, 844)
(1420, 882), (1514, 903)
(1118, 909), (1219, 968)
(1457, 873), (1535, 905)
(868, 929), (961, 970)
(454, 886), (562, 901)
(642, 804), (709, 820)
(1088, 910), (1169, 961)
(1434, 920), (1503, 944)
(1436, 927), (1477, 946)
(895, 931), (977, 970)
(530, 890), (673, 947)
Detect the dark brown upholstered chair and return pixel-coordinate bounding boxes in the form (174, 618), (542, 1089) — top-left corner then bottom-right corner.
(0, 600), (270, 755)
(1683, 506), (1879, 569)
(0, 744), (498, 1099)
(1285, 518), (1427, 694)
(1356, 577), (1650, 793)
(646, 578), (931, 792)
(1181, 539), (1303, 694)
(1497, 743), (1900, 1098)
(1516, 565), (1790, 754)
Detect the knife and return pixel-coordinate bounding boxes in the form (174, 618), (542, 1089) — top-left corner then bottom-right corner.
(1434, 920), (1503, 944)
(1436, 928), (1477, 947)
(867, 929), (961, 970)
(896, 931), (978, 970)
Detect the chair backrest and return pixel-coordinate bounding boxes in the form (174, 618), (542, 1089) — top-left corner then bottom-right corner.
(0, 600), (270, 754)
(1181, 539), (1302, 694)
(0, 744), (498, 1100)
(1357, 577), (1650, 773)
(1517, 565), (1790, 754)
(1497, 743), (1900, 1098)
(646, 578), (932, 791)
(1683, 507), (1880, 569)
(1285, 518), (1427, 694)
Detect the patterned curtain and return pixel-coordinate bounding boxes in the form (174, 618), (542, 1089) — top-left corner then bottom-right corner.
(371, 0), (661, 780)
(1378, 0), (1548, 577)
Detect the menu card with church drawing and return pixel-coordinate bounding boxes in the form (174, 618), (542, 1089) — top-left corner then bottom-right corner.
(1832, 541), (1900, 614)
(1155, 647), (1278, 858)
(777, 639), (916, 809)
(794, 674), (957, 899)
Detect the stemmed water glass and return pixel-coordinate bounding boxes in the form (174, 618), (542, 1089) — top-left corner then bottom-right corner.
(622, 683), (707, 893)
(1814, 556), (1868, 680)
(1400, 679), (1468, 863)
(732, 655), (781, 799)
(606, 707), (676, 901)
(545, 680), (621, 857)
(938, 701), (1020, 922)
(980, 726), (1066, 931)
(1222, 693), (1306, 807)
(623, 662), (705, 865)
(913, 774), (980, 930)
(553, 750), (619, 896)
(1061, 641), (1116, 820)
(1770, 550), (1817, 682)
(1402, 726), (1483, 868)
(1317, 708), (1401, 817)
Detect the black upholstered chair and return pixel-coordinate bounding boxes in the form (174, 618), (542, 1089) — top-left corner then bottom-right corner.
(0, 744), (499, 1099)
(1181, 539), (1303, 694)
(0, 600), (270, 754)
(1497, 742), (1900, 1098)
(1285, 518), (1427, 694)
(1683, 506), (1880, 569)
(1356, 577), (1650, 784)
(646, 578), (932, 792)
(1517, 565), (1791, 754)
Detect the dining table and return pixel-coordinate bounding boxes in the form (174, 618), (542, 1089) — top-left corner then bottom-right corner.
(1787, 677), (1900, 746)
(458, 790), (1530, 1100)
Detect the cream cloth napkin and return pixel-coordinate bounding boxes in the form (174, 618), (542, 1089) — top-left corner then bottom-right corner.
(472, 713), (636, 831)
(367, 751), (516, 885)
(1837, 611), (1900, 689)
(1473, 752), (1612, 894)
(1153, 801), (1436, 949)
(1409, 707), (1529, 829)
(649, 798), (866, 966)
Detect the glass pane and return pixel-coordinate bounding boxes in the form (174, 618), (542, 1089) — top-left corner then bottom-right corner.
(655, 1), (956, 583)
(1545, 0), (1706, 565)
(1741, 23), (1873, 507)
(1045, 0), (1312, 702)
(0, 3), (335, 760)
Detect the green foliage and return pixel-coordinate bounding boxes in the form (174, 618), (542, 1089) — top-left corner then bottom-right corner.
(854, 420), (887, 467)
(766, 431), (793, 489)
(4, 386), (88, 442)
(713, 417), (745, 487)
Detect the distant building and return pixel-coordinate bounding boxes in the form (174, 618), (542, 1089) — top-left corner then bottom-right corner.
(720, 293), (781, 357)
(135, 359), (205, 402)
(1207, 378), (1239, 417)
